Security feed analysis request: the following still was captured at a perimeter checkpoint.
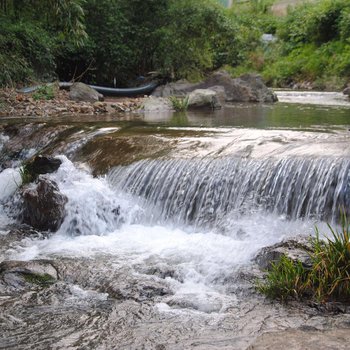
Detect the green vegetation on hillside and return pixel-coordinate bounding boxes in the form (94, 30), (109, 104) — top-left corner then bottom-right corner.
(227, 0), (350, 89)
(0, 0), (349, 89)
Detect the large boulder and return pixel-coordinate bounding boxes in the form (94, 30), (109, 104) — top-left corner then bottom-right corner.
(152, 71), (277, 103)
(152, 80), (197, 97)
(140, 96), (173, 112)
(187, 89), (222, 109)
(69, 82), (102, 103)
(22, 176), (67, 231)
(198, 71), (278, 103)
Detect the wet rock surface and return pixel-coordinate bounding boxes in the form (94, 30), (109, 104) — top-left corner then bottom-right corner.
(21, 177), (67, 231)
(0, 255), (349, 350)
(26, 155), (62, 176)
(248, 328), (350, 350)
(0, 260), (58, 293)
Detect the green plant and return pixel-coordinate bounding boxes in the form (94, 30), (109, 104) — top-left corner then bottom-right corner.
(257, 254), (307, 302)
(258, 213), (350, 303)
(310, 215), (350, 302)
(19, 164), (34, 185)
(32, 85), (56, 101)
(169, 95), (189, 112)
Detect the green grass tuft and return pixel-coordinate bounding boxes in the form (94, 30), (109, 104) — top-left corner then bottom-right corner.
(19, 164), (34, 185)
(168, 95), (189, 112)
(258, 212), (350, 303)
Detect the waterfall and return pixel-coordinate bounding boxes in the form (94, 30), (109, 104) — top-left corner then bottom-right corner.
(108, 156), (350, 228)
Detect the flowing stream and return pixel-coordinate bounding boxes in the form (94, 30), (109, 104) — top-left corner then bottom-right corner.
(0, 94), (350, 349)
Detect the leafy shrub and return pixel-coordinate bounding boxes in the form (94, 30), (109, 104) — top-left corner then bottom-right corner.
(278, 0), (350, 49)
(32, 85), (56, 101)
(0, 17), (56, 87)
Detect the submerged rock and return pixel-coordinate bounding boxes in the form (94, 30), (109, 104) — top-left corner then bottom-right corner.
(69, 82), (101, 103)
(21, 176), (67, 232)
(255, 237), (313, 270)
(0, 260), (58, 292)
(187, 89), (222, 109)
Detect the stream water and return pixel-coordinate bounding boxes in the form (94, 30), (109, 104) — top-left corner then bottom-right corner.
(0, 93), (350, 349)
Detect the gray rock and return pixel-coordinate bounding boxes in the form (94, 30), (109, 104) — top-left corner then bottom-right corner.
(206, 85), (226, 104)
(26, 155), (62, 177)
(0, 260), (58, 292)
(198, 71), (278, 103)
(69, 82), (101, 103)
(21, 176), (67, 232)
(343, 86), (350, 96)
(152, 80), (197, 97)
(140, 96), (173, 112)
(255, 237), (313, 270)
(152, 71), (277, 103)
(187, 89), (221, 109)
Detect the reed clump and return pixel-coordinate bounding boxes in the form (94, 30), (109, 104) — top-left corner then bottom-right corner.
(168, 95), (189, 112)
(258, 213), (350, 303)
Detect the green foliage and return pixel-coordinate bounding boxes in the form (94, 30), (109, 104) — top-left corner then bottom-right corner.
(257, 255), (307, 301)
(311, 216), (350, 302)
(227, 0), (350, 88)
(32, 85), (56, 101)
(154, 0), (237, 81)
(169, 96), (189, 112)
(0, 17), (56, 86)
(0, 0), (86, 86)
(19, 164), (34, 186)
(278, 0), (350, 49)
(258, 215), (350, 303)
(2, 0), (350, 88)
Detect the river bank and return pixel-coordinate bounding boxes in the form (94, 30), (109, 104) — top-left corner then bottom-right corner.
(0, 88), (145, 118)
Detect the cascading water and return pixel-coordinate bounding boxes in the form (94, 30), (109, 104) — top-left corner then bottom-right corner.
(108, 156), (350, 228)
(1, 105), (350, 349)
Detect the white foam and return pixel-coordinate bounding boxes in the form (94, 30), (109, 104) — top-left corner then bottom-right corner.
(0, 168), (22, 201)
(10, 215), (318, 296)
(4, 157), (326, 309)
(276, 90), (350, 107)
(46, 156), (142, 236)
